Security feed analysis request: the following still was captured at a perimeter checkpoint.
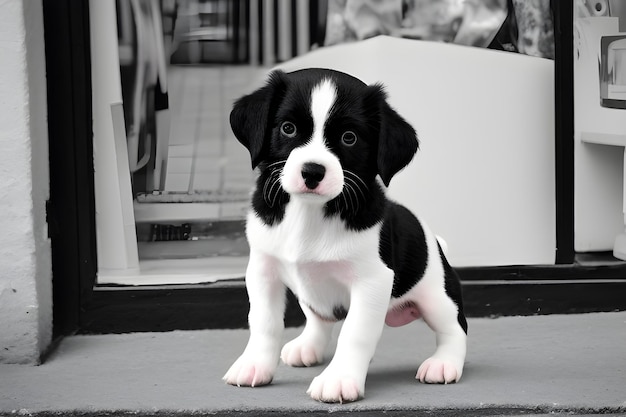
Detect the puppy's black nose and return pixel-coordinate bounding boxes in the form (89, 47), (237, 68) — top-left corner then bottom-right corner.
(301, 162), (326, 189)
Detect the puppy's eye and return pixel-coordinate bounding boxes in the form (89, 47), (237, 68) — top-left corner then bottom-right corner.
(341, 131), (357, 146)
(280, 121), (297, 138)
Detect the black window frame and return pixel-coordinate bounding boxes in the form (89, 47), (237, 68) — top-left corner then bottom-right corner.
(45, 0), (626, 337)
(44, 0), (97, 339)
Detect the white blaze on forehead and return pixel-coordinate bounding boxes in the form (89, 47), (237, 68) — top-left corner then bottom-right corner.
(310, 78), (337, 146)
(280, 77), (344, 200)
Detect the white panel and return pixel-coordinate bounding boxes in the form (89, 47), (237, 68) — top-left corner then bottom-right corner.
(111, 103), (140, 269)
(276, 37), (556, 266)
(90, 0), (139, 272)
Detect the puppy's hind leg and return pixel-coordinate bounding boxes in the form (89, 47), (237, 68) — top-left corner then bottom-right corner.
(415, 263), (468, 384)
(281, 302), (334, 367)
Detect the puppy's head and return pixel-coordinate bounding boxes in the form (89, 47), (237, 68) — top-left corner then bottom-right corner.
(231, 68), (418, 206)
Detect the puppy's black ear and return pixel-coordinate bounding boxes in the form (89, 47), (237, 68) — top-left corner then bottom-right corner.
(366, 84), (419, 186)
(230, 70), (287, 168)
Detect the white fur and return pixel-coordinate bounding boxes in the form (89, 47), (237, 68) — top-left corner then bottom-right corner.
(281, 79), (344, 200)
(310, 78), (337, 143)
(280, 144), (344, 199)
(224, 78), (467, 403)
(235, 204), (393, 402)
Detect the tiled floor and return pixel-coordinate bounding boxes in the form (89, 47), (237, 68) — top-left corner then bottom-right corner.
(101, 65), (268, 286)
(135, 64), (268, 222)
(164, 64), (263, 195)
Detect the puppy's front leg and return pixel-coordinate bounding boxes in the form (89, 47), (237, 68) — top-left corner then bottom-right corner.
(223, 251), (285, 387)
(307, 263), (393, 403)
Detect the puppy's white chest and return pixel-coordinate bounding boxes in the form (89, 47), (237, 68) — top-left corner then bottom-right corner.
(247, 200), (379, 263)
(246, 200), (386, 316)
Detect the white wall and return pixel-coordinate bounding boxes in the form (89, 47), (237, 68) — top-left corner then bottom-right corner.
(277, 37), (556, 267)
(0, 0), (52, 364)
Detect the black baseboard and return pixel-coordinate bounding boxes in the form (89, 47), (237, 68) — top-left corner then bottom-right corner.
(80, 255), (626, 334)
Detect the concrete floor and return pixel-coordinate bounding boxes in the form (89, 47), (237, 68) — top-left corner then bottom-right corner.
(1, 312), (625, 416)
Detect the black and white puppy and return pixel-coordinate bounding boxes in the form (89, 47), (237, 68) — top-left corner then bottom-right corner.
(224, 68), (467, 403)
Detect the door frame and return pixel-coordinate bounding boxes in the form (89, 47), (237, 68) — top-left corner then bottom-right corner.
(45, 0), (626, 335)
(44, 0), (97, 338)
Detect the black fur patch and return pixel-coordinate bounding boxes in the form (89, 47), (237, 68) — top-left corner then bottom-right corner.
(379, 202), (429, 299)
(251, 160), (290, 226)
(440, 246), (468, 334)
(324, 180), (387, 231)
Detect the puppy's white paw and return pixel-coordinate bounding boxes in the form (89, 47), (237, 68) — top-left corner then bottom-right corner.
(281, 337), (324, 367)
(416, 356), (462, 384)
(223, 355), (275, 387)
(307, 370), (364, 403)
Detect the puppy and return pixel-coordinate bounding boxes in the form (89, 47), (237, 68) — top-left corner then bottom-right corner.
(224, 68), (467, 403)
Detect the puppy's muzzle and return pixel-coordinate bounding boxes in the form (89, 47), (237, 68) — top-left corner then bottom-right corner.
(301, 162), (326, 190)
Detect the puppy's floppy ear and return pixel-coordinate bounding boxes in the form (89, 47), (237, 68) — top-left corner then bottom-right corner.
(230, 70), (287, 168)
(366, 84), (419, 186)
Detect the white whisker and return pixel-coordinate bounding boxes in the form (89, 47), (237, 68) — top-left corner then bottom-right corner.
(262, 179), (270, 201)
(263, 166), (284, 208)
(262, 177), (274, 207)
(343, 170), (368, 190)
(267, 176), (282, 208)
(266, 160), (287, 170)
(341, 192), (350, 212)
(344, 176), (366, 200)
(343, 182), (360, 213)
